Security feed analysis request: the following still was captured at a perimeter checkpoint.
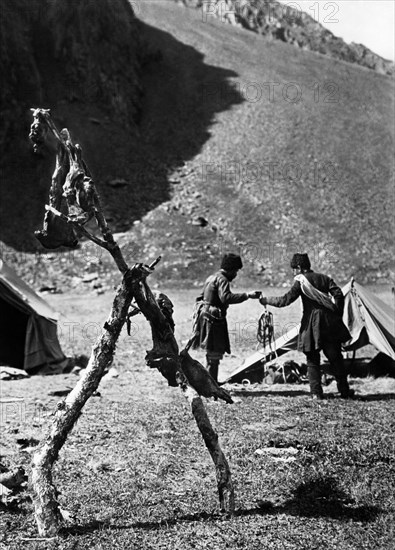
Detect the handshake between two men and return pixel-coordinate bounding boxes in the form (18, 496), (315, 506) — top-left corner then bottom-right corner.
(247, 290), (268, 306)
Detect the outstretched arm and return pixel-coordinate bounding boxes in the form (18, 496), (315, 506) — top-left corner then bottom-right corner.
(260, 280), (301, 307)
(217, 277), (248, 306)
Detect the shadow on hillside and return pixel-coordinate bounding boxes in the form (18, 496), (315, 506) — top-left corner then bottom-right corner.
(63, 510), (237, 536)
(63, 479), (382, 536)
(358, 393), (395, 401)
(229, 389), (310, 397)
(279, 476), (382, 521)
(0, 19), (243, 251)
(230, 389), (395, 401)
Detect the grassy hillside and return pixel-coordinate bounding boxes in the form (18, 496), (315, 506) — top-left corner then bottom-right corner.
(1, 0), (394, 290)
(121, 0), (395, 287)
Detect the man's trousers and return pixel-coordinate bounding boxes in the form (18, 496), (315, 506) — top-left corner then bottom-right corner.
(206, 351), (223, 383)
(305, 342), (351, 397)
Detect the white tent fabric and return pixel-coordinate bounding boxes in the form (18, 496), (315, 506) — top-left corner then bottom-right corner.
(223, 279), (395, 383)
(0, 260), (59, 321)
(342, 280), (395, 360)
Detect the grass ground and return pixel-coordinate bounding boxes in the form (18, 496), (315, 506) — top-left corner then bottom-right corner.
(2, 0), (394, 288)
(1, 288), (394, 549)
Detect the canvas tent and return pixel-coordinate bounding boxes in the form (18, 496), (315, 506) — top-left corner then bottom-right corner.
(223, 278), (395, 383)
(0, 260), (67, 373)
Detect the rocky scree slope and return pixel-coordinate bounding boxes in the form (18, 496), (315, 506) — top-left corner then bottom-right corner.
(178, 0), (394, 76)
(126, 1), (394, 289)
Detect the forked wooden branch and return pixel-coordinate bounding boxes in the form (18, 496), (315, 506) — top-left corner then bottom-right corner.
(28, 109), (234, 536)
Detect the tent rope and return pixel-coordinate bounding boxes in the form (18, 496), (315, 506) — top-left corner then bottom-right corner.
(257, 308), (276, 356)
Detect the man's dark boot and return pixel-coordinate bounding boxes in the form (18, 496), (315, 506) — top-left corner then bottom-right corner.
(307, 365), (323, 399)
(207, 360), (219, 383)
(336, 376), (354, 398)
(305, 351), (323, 399)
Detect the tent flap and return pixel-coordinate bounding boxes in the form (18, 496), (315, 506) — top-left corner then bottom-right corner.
(24, 315), (66, 372)
(0, 260), (66, 372)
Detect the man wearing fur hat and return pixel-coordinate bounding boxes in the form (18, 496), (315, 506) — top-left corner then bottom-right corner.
(260, 253), (354, 399)
(192, 253), (260, 383)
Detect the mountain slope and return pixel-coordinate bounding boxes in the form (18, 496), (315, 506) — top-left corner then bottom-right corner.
(178, 0), (394, 76)
(1, 0), (394, 290)
(126, 0), (394, 286)
(0, 0), (142, 248)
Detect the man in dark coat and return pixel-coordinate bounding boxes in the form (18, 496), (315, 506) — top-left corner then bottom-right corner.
(192, 253), (260, 382)
(260, 253), (354, 399)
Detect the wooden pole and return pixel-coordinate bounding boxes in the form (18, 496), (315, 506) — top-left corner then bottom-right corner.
(28, 109), (235, 536)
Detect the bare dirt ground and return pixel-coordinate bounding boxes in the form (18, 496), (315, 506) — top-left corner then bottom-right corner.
(1, 286), (394, 549)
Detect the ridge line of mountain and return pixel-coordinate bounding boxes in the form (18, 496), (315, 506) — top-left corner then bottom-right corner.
(176, 0), (394, 76)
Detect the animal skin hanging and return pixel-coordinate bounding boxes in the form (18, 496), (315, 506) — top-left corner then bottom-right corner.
(257, 307), (274, 350)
